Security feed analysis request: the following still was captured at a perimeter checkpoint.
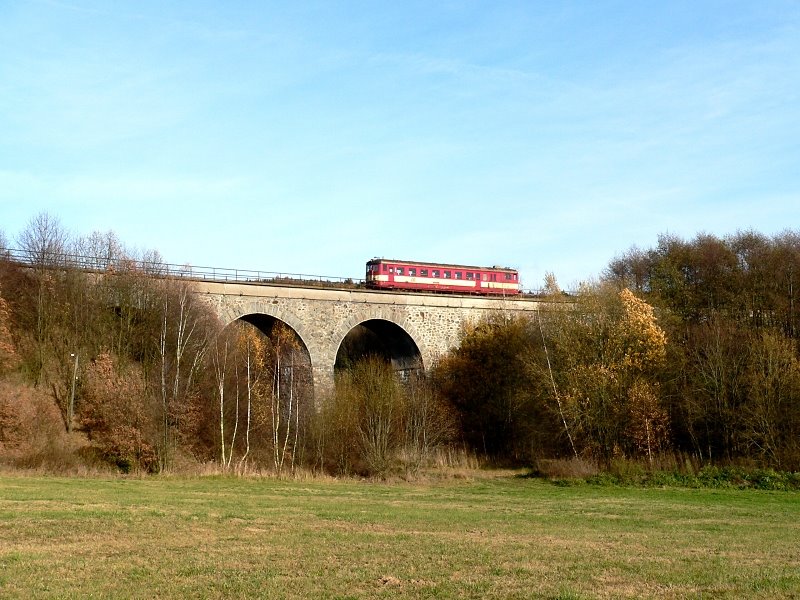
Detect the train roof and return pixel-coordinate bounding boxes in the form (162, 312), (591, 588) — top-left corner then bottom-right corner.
(367, 258), (518, 273)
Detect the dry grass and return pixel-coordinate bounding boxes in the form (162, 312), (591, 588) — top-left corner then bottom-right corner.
(533, 456), (601, 479)
(0, 474), (798, 598)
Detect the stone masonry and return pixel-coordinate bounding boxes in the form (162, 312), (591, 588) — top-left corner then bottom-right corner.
(193, 281), (545, 396)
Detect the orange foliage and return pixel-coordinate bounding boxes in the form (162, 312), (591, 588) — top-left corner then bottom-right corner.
(80, 352), (158, 471)
(0, 380), (74, 466)
(0, 285), (19, 374)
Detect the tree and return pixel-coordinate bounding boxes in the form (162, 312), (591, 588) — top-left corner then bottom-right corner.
(155, 279), (216, 471)
(314, 356), (449, 477)
(16, 212), (69, 267)
(268, 322), (303, 474)
(740, 331), (800, 469)
(434, 313), (560, 461)
(14, 213), (71, 384)
(545, 285), (669, 462)
(605, 230), (800, 467)
(344, 357), (405, 477)
(402, 372), (456, 469)
(605, 246), (651, 294)
(0, 285), (19, 375)
(79, 353), (158, 472)
(74, 230), (126, 271)
(212, 322), (237, 469)
(682, 318), (749, 461)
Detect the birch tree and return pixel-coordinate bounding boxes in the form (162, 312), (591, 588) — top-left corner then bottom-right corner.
(268, 322), (308, 474)
(156, 280), (214, 471)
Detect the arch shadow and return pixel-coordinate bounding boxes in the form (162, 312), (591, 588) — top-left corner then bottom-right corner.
(335, 318), (423, 378)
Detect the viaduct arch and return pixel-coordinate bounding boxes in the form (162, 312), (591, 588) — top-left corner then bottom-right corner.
(194, 280), (545, 398)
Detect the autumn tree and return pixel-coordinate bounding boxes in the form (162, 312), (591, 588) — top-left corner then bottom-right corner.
(17, 212), (69, 267)
(210, 319), (314, 473)
(313, 373), (361, 475)
(741, 330), (800, 468)
(0, 285), (19, 375)
(544, 285), (669, 463)
(154, 279), (217, 471)
(434, 312), (560, 461)
(265, 322), (307, 474)
(79, 353), (159, 472)
(606, 229), (800, 467)
(211, 321), (273, 471)
(313, 354), (452, 476)
(212, 321), (239, 469)
(74, 229), (127, 271)
(607, 230), (800, 338)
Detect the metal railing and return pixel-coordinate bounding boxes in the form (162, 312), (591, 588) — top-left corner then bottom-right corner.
(0, 247), (363, 288)
(0, 247), (572, 297)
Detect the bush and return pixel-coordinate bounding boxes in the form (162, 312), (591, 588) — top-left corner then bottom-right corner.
(312, 359), (456, 478)
(532, 457), (600, 480)
(529, 454), (800, 491)
(0, 379), (88, 471)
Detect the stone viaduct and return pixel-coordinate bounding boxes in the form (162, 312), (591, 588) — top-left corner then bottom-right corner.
(194, 280), (546, 396)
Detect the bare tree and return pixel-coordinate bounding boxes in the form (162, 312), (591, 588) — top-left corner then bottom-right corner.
(156, 280), (214, 471)
(212, 326), (234, 468)
(402, 373), (456, 469)
(16, 212), (69, 267)
(74, 230), (126, 270)
(13, 213), (72, 386)
(741, 331), (800, 468)
(269, 323), (304, 474)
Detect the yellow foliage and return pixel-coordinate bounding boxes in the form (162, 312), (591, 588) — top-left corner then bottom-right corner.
(555, 286), (670, 460)
(617, 288), (667, 371)
(627, 380), (670, 458)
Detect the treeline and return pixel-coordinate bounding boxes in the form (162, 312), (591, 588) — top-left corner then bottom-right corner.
(608, 231), (800, 468)
(2, 215), (799, 476)
(435, 230), (800, 471)
(0, 214), (455, 476)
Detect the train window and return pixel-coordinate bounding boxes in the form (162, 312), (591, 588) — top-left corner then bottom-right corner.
(482, 274), (487, 281)
(409, 268), (416, 276)
(432, 270), (439, 278)
(420, 269), (428, 277)
(382, 264), (388, 272)
(466, 272), (473, 280)
(397, 267), (404, 275)
(505, 273), (512, 280)
(444, 271), (451, 279)
(455, 272), (462, 280)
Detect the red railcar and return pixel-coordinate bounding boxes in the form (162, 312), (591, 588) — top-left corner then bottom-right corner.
(365, 258), (520, 295)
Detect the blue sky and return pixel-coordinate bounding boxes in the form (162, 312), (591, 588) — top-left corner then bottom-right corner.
(2, 1), (799, 289)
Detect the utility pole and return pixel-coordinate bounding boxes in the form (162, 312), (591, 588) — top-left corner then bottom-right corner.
(68, 352), (78, 433)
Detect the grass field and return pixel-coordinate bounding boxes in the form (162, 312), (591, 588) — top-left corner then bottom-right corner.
(0, 473), (798, 599)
